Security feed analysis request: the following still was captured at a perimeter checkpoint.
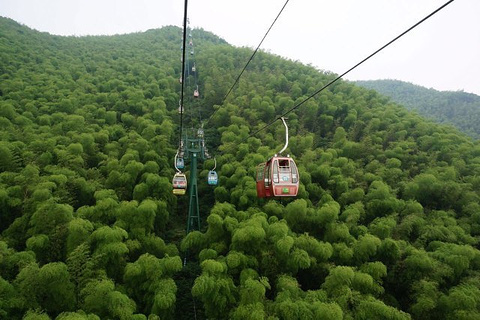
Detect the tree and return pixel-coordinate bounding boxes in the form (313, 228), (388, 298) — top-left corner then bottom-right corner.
(365, 181), (401, 222)
(192, 259), (236, 318)
(15, 262), (76, 316)
(81, 279), (136, 320)
(89, 226), (129, 280)
(29, 200), (74, 236)
(124, 253), (182, 317)
(354, 297), (411, 320)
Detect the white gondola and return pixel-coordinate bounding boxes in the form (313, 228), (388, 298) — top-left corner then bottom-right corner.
(173, 152), (187, 195)
(173, 173), (187, 195)
(197, 127), (204, 138)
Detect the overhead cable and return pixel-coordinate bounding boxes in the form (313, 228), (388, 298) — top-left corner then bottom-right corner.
(245, 0), (455, 140)
(179, 0), (189, 144)
(206, 0), (290, 124)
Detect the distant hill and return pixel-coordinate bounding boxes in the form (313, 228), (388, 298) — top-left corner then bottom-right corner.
(355, 79), (480, 139)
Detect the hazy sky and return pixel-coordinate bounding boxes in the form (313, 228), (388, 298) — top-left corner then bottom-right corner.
(1, 0), (479, 95)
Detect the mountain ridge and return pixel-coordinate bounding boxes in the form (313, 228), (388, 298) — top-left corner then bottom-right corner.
(1, 16), (480, 320)
(355, 79), (480, 139)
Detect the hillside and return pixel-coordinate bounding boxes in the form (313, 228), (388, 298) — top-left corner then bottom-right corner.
(1, 17), (480, 319)
(355, 79), (480, 139)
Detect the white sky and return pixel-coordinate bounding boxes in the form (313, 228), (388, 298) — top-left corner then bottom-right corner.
(1, 0), (479, 95)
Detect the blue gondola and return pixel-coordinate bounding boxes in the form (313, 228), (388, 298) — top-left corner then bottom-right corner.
(207, 158), (218, 186)
(208, 170), (218, 185)
(176, 157), (184, 169)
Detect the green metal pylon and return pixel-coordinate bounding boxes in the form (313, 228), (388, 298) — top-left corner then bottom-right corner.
(186, 151), (200, 234)
(183, 129), (209, 234)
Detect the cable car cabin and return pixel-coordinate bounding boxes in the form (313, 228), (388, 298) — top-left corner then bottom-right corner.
(172, 173), (187, 195)
(176, 157), (185, 169)
(208, 170), (218, 186)
(256, 156), (299, 198)
(193, 89), (199, 98)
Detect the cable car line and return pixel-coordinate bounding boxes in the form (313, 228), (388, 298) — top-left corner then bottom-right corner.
(178, 0), (189, 144)
(208, 0), (455, 168)
(206, 0), (290, 125)
(190, 33), (200, 99)
(178, 0), (453, 200)
(173, 0), (188, 197)
(180, 20), (204, 130)
(244, 0), (455, 142)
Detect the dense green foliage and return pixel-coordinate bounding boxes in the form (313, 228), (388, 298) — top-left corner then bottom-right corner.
(355, 79), (480, 139)
(1, 17), (480, 319)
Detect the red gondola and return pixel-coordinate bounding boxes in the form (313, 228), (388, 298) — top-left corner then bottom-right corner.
(256, 156), (299, 197)
(256, 117), (299, 198)
(193, 85), (199, 98)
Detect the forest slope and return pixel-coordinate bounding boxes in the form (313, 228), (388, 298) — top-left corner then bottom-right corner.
(356, 79), (480, 139)
(1, 17), (480, 320)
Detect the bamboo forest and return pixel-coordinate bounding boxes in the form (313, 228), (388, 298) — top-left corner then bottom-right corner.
(1, 15), (480, 320)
